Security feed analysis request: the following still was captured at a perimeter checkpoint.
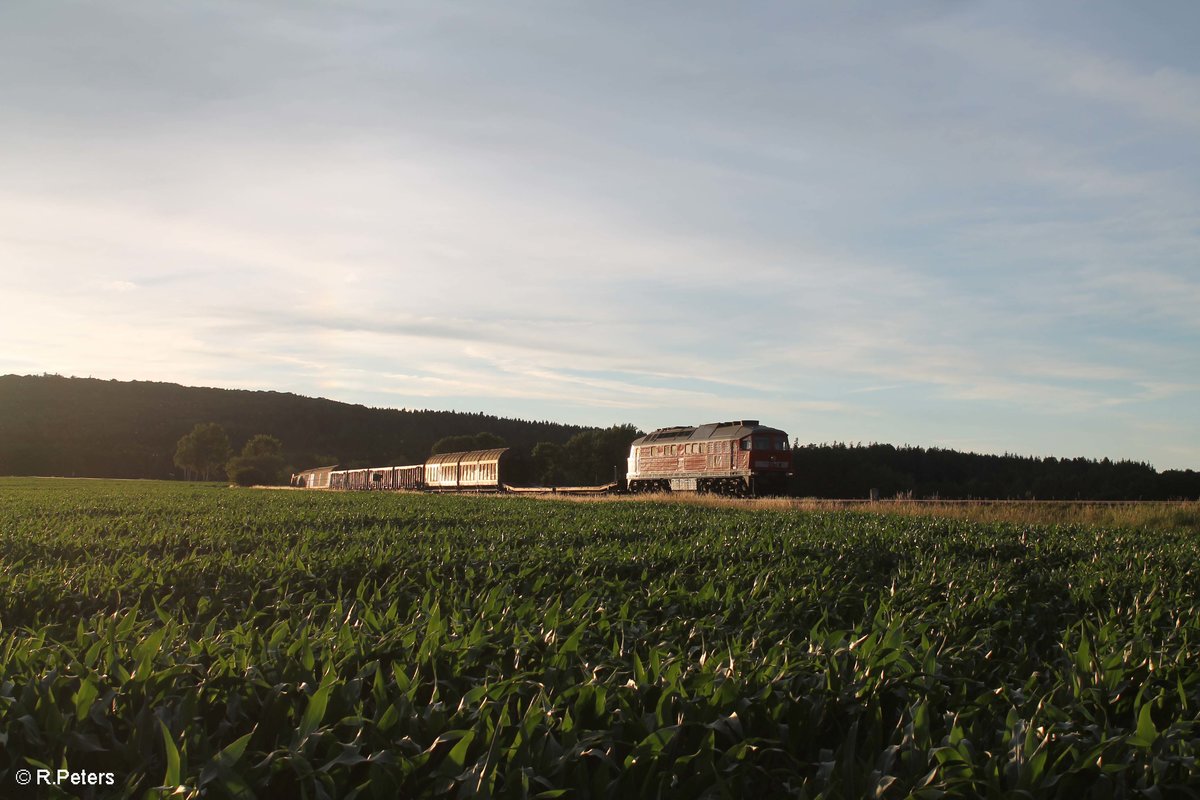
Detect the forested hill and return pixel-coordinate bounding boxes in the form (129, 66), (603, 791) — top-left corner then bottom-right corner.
(0, 375), (589, 479)
(2, 374), (1196, 498)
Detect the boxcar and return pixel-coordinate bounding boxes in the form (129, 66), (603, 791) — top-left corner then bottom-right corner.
(392, 464), (425, 490)
(291, 464), (337, 488)
(424, 448), (509, 491)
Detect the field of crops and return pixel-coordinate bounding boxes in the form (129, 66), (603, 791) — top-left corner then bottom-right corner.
(2, 478), (1199, 798)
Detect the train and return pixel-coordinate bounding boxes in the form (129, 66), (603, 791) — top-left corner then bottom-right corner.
(291, 420), (792, 496)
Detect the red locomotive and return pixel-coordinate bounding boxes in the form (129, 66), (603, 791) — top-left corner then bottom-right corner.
(626, 420), (791, 495)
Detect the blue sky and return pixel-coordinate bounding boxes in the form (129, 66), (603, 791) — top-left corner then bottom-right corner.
(1, 1), (1198, 469)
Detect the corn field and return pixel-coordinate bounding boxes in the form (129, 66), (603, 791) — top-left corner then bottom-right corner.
(2, 478), (1199, 798)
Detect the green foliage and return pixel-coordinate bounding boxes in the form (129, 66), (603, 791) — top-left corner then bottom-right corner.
(533, 425), (641, 485)
(226, 434), (285, 486)
(173, 422), (231, 481)
(532, 441), (567, 485)
(3, 478), (1200, 797)
(430, 432), (507, 456)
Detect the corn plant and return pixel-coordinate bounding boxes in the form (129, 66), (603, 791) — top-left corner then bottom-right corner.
(1, 478), (1198, 798)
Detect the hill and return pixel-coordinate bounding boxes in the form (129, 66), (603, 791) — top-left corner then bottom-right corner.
(2, 374), (1196, 498)
(0, 375), (590, 479)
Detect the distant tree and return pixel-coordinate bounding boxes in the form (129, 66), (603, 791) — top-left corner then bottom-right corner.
(430, 435), (475, 455)
(173, 423), (231, 481)
(430, 432), (507, 456)
(471, 432), (507, 450)
(532, 425), (640, 485)
(226, 434), (286, 486)
(532, 441), (566, 485)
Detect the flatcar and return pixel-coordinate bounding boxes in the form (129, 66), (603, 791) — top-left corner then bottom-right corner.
(626, 420), (791, 495)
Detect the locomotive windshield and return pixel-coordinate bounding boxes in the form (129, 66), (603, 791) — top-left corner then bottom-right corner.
(750, 436), (789, 450)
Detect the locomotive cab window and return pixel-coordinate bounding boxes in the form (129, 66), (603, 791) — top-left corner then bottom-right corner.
(740, 439), (751, 451)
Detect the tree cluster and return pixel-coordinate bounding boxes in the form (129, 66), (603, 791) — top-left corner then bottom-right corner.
(225, 434), (286, 487)
(172, 422), (229, 481)
(531, 425), (642, 486)
(174, 423), (286, 486)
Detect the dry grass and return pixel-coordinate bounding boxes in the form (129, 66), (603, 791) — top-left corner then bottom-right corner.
(279, 482), (1199, 532)
(528, 491), (1200, 531)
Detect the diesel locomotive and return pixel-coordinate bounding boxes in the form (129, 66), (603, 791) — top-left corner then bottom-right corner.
(627, 420), (791, 495)
(291, 420), (792, 496)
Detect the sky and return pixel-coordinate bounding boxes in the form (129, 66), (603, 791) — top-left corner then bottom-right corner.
(1, 2), (1198, 470)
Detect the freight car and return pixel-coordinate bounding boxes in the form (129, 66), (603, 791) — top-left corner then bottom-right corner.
(424, 448), (511, 491)
(626, 420), (791, 495)
(326, 464), (426, 491)
(291, 464), (336, 489)
(299, 448), (515, 493)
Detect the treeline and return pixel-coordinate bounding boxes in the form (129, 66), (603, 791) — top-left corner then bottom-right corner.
(791, 442), (1200, 500)
(2, 375), (1196, 498)
(0, 375), (588, 479)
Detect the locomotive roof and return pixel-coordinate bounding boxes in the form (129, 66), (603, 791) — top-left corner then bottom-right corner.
(630, 421), (787, 446)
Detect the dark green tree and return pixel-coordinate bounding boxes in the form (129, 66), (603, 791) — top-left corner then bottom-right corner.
(226, 434), (286, 486)
(532, 441), (566, 485)
(173, 422), (231, 481)
(430, 432), (506, 456)
(532, 425), (640, 485)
